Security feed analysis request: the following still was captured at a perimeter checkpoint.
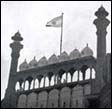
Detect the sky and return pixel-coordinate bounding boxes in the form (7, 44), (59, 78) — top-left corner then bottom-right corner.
(1, 1), (111, 100)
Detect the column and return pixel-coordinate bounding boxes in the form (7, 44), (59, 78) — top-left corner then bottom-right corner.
(33, 79), (35, 89)
(23, 81), (25, 91)
(43, 76), (46, 87)
(78, 70), (79, 81)
(90, 68), (92, 79)
(28, 81), (31, 90)
(54, 74), (57, 85)
(66, 72), (68, 83)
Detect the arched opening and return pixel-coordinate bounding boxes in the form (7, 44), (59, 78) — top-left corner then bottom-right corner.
(15, 81), (20, 92)
(72, 71), (78, 82)
(25, 80), (29, 90)
(72, 85), (84, 108)
(50, 75), (55, 86)
(92, 68), (96, 79)
(67, 72), (71, 83)
(48, 89), (59, 108)
(17, 94), (27, 108)
(79, 71), (83, 81)
(85, 68), (90, 80)
(27, 92), (37, 108)
(80, 65), (89, 80)
(25, 76), (33, 90)
(61, 73), (66, 83)
(58, 69), (66, 84)
(21, 82), (24, 91)
(35, 79), (39, 89)
(45, 77), (49, 87)
(47, 72), (53, 86)
(68, 67), (77, 82)
(40, 77), (44, 88)
(30, 80), (34, 90)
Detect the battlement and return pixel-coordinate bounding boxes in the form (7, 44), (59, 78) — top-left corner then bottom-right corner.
(19, 44), (93, 71)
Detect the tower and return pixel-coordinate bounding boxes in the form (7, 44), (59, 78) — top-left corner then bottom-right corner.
(93, 6), (110, 92)
(93, 6), (110, 59)
(4, 31), (23, 107)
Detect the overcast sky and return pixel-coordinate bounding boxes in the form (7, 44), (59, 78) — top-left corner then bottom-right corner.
(1, 1), (111, 100)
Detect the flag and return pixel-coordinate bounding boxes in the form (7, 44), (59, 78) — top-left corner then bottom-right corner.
(46, 15), (62, 27)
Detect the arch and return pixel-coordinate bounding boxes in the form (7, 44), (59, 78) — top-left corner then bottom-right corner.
(72, 71), (78, 82)
(92, 68), (96, 79)
(15, 81), (20, 92)
(48, 89), (59, 108)
(17, 94), (27, 108)
(30, 80), (34, 90)
(80, 65), (89, 80)
(27, 92), (37, 108)
(57, 69), (66, 84)
(72, 85), (84, 108)
(68, 67), (77, 81)
(38, 91), (48, 108)
(25, 76), (33, 82)
(50, 75), (55, 86)
(47, 72), (53, 82)
(67, 72), (71, 83)
(79, 71), (83, 81)
(85, 68), (90, 80)
(58, 69), (66, 78)
(37, 75), (43, 87)
(35, 79), (39, 89)
(45, 76), (49, 87)
(61, 73), (67, 83)
(25, 80), (29, 90)
(60, 87), (71, 108)
(84, 84), (91, 95)
(21, 82), (24, 88)
(25, 76), (33, 90)
(40, 77), (44, 88)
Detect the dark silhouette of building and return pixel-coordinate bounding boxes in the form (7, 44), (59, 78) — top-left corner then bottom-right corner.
(1, 6), (111, 108)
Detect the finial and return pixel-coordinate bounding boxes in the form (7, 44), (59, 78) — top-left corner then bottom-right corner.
(101, 4), (103, 8)
(86, 43), (88, 47)
(34, 56), (36, 60)
(24, 58), (27, 62)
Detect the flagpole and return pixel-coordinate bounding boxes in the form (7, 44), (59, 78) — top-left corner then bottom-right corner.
(60, 13), (64, 55)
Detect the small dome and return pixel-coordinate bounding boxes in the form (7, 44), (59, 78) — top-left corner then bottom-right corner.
(58, 51), (69, 62)
(29, 56), (38, 68)
(95, 5), (108, 18)
(81, 44), (93, 57)
(70, 48), (81, 60)
(48, 54), (58, 64)
(19, 59), (29, 71)
(38, 56), (48, 66)
(12, 31), (23, 41)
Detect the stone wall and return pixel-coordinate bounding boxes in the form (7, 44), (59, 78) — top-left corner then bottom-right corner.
(17, 84), (91, 108)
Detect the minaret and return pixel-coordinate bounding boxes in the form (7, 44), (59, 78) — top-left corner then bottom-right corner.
(5, 31), (23, 107)
(93, 6), (110, 92)
(93, 6), (110, 59)
(9, 31), (23, 74)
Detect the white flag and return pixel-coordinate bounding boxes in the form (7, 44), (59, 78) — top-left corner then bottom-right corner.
(46, 15), (62, 27)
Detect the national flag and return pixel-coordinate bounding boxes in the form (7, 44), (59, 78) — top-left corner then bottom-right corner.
(46, 15), (62, 27)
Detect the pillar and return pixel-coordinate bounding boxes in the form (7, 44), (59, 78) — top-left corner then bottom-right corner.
(78, 70), (79, 81)
(5, 31), (23, 108)
(93, 6), (110, 92)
